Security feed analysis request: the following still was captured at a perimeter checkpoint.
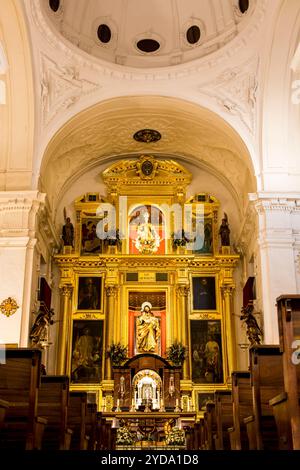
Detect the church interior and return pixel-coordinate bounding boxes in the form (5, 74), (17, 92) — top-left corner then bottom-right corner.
(0, 0), (300, 452)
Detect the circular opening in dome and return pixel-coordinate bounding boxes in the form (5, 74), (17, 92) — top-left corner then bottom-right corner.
(238, 0), (249, 14)
(49, 0), (60, 12)
(186, 25), (201, 45)
(137, 39), (160, 53)
(97, 24), (111, 44)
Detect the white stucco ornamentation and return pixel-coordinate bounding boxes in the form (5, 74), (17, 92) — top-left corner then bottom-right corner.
(40, 54), (101, 125)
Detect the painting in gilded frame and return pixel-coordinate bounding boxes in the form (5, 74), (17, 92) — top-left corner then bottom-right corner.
(192, 277), (216, 311)
(190, 319), (223, 384)
(71, 320), (103, 384)
(77, 277), (102, 311)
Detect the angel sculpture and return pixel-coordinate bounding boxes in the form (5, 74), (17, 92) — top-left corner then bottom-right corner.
(240, 303), (263, 346)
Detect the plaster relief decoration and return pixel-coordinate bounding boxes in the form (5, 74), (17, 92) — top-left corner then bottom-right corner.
(200, 57), (259, 134)
(40, 54), (101, 125)
(0, 297), (19, 318)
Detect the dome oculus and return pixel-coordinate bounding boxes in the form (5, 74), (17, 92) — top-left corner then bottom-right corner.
(137, 39), (160, 53)
(97, 24), (111, 43)
(186, 25), (201, 45)
(49, 0), (60, 12)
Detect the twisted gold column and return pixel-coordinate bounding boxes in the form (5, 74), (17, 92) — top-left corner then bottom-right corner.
(57, 285), (73, 375)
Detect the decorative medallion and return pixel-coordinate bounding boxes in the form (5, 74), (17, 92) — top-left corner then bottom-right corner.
(0, 297), (19, 318)
(141, 159), (154, 176)
(133, 129), (161, 143)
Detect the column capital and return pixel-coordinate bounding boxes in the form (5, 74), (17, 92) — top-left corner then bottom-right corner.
(60, 285), (73, 297)
(176, 285), (190, 297)
(221, 285), (235, 296)
(105, 285), (118, 297)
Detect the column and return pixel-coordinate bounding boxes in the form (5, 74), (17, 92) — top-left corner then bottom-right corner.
(105, 285), (118, 380)
(221, 285), (236, 378)
(57, 285), (73, 375)
(176, 285), (190, 380)
(0, 191), (47, 346)
(250, 193), (300, 344)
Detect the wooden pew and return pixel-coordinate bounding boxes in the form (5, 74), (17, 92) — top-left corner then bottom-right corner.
(85, 403), (98, 450)
(0, 348), (47, 449)
(38, 375), (73, 450)
(204, 402), (217, 450)
(214, 390), (232, 450)
(0, 399), (9, 428)
(68, 391), (90, 450)
(245, 345), (284, 450)
(270, 295), (300, 449)
(229, 371), (252, 450)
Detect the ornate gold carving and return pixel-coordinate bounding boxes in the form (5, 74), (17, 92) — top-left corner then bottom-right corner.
(176, 286), (190, 297)
(0, 297), (19, 318)
(102, 155), (192, 196)
(60, 285), (73, 297)
(106, 286), (118, 297)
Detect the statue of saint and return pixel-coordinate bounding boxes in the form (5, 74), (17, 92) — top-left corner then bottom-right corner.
(62, 217), (74, 247)
(219, 213), (230, 246)
(135, 211), (160, 254)
(136, 302), (160, 353)
(240, 304), (263, 346)
(30, 307), (55, 347)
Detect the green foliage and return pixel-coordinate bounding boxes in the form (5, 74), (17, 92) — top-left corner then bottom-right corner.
(108, 342), (128, 366)
(166, 341), (187, 366)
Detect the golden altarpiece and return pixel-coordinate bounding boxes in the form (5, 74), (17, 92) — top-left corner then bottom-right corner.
(55, 155), (239, 426)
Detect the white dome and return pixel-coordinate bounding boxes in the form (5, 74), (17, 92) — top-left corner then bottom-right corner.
(44, 0), (255, 68)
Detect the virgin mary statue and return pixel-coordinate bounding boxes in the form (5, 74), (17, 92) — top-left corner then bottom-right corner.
(136, 302), (160, 353)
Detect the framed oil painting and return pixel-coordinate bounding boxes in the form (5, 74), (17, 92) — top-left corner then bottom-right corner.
(71, 320), (103, 383)
(198, 392), (215, 412)
(81, 218), (103, 255)
(190, 319), (223, 384)
(77, 277), (102, 311)
(192, 276), (216, 311)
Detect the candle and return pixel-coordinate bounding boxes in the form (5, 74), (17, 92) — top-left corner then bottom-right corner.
(176, 398), (179, 407)
(117, 399), (120, 407)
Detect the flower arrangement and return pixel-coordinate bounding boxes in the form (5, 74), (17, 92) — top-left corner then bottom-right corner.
(165, 426), (185, 446)
(108, 342), (128, 366)
(116, 425), (135, 446)
(166, 341), (187, 366)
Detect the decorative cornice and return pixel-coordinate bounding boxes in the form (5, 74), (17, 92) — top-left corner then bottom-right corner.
(249, 193), (300, 214)
(55, 254), (239, 270)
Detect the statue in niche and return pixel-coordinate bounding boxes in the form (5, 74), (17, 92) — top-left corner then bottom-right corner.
(136, 302), (160, 353)
(135, 211), (160, 254)
(62, 216), (74, 247)
(219, 213), (230, 246)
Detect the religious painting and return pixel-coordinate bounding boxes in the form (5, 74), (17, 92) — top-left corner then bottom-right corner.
(191, 218), (213, 255)
(192, 276), (216, 311)
(77, 277), (102, 311)
(71, 320), (103, 383)
(128, 205), (165, 255)
(128, 291), (166, 356)
(190, 320), (223, 384)
(198, 392), (215, 412)
(81, 218), (103, 255)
